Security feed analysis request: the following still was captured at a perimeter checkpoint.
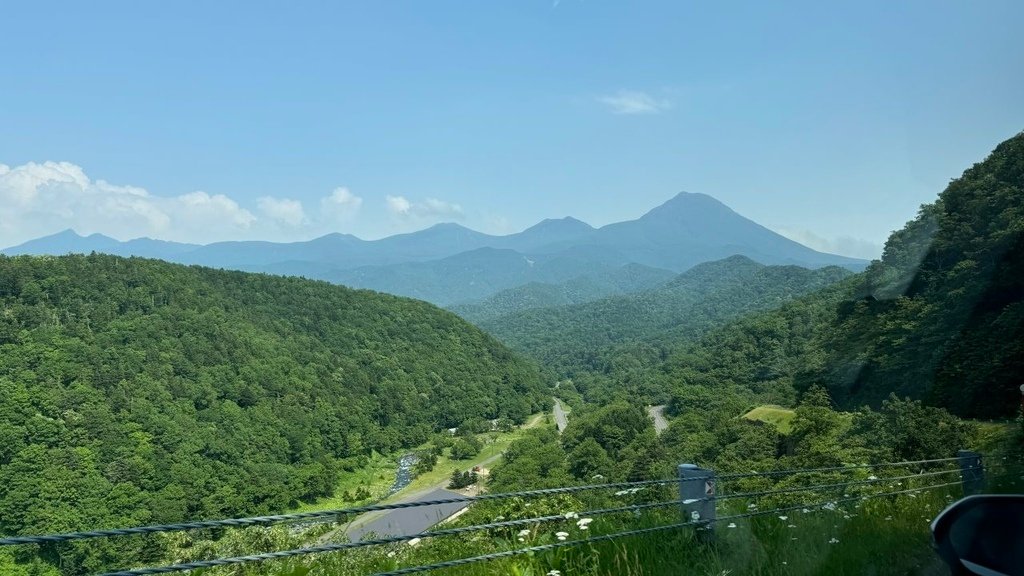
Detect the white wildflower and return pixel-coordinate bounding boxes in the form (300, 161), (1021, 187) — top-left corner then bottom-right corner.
(801, 508), (810, 513)
(867, 475), (878, 481)
(885, 516), (892, 520)
(747, 503), (758, 509)
(564, 512), (579, 519)
(727, 523), (737, 528)
(387, 551), (397, 558)
(518, 529), (531, 537)
(518, 537), (525, 542)
(555, 531), (569, 541)
(788, 524), (797, 528)
(829, 537), (839, 544)
(576, 518), (593, 530)
(843, 514), (851, 519)
(822, 502), (837, 511)
(778, 516), (788, 521)
(547, 571), (562, 576)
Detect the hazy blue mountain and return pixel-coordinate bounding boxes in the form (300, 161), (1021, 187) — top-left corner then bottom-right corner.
(2, 229), (122, 255)
(582, 192), (867, 271)
(492, 217), (596, 252)
(2, 193), (866, 305)
(326, 246), (642, 306)
(2, 229), (199, 259)
(448, 263), (676, 323)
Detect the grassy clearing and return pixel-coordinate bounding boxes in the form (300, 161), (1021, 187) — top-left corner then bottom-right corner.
(968, 419), (1017, 453)
(294, 452), (397, 512)
(742, 405), (796, 433)
(296, 412), (547, 513)
(384, 412), (547, 501)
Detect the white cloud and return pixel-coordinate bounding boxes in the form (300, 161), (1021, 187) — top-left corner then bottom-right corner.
(0, 161), (259, 247)
(320, 187), (363, 222)
(597, 90), (671, 115)
(385, 195), (463, 220)
(258, 196), (307, 227)
(774, 227), (883, 260)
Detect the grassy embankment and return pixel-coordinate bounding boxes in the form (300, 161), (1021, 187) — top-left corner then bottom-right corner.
(742, 404), (796, 433)
(296, 412), (548, 513)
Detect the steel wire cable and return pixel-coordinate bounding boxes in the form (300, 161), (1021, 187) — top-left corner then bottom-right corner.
(93, 499), (690, 576)
(0, 478), (681, 546)
(0, 457), (973, 547)
(367, 480), (964, 576)
(715, 456), (965, 482)
(716, 467), (966, 502)
(97, 479), (964, 576)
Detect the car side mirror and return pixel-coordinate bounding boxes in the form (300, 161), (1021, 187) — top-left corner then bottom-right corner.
(931, 495), (1024, 576)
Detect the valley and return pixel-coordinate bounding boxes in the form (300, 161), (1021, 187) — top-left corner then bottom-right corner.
(1, 132), (1022, 576)
(4, 3), (1022, 575)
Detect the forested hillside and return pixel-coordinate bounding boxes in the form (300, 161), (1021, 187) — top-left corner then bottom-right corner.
(480, 256), (850, 374)
(0, 255), (544, 559)
(494, 132), (1024, 424)
(821, 132), (1024, 417)
(449, 263), (676, 324)
(641, 131), (1024, 420)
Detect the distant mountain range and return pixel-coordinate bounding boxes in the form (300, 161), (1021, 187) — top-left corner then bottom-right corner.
(2, 192), (867, 306)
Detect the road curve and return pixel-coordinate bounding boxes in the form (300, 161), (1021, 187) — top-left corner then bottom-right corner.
(647, 405), (668, 434)
(553, 398), (568, 434)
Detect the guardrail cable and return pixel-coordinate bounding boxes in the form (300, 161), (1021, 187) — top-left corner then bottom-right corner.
(367, 480), (963, 576)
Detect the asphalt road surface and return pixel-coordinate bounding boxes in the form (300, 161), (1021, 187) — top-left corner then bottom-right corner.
(648, 405), (668, 434)
(553, 398), (568, 433)
(345, 488), (470, 542)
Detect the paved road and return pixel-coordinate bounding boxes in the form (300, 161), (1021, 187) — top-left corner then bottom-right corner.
(345, 488), (470, 541)
(553, 398), (568, 433)
(333, 412), (546, 543)
(648, 405), (668, 434)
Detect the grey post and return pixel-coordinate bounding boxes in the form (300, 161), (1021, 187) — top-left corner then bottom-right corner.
(957, 450), (985, 495)
(679, 463), (716, 541)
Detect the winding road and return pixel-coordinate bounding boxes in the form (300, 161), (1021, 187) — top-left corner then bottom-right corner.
(647, 405), (668, 434)
(553, 398), (569, 433)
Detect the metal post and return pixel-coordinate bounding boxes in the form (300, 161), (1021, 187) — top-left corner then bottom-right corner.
(679, 463), (716, 542)
(957, 450), (985, 495)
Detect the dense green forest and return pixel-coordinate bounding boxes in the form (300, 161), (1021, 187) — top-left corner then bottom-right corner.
(518, 132), (1024, 421)
(479, 257), (851, 375)
(448, 263), (676, 324)
(2, 132), (1021, 576)
(0, 255), (544, 572)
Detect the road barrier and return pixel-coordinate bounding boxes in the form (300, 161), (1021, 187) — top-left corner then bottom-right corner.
(0, 452), (995, 576)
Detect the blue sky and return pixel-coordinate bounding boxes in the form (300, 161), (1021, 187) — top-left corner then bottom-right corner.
(2, 1), (1022, 257)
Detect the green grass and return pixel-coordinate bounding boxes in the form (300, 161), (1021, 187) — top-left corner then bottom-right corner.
(383, 412), (547, 502)
(294, 452), (398, 512)
(204, 479), (979, 576)
(296, 412), (547, 513)
(742, 405), (796, 434)
(968, 420), (1017, 454)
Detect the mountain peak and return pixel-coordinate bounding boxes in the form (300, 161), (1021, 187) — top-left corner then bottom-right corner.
(641, 191), (734, 220)
(523, 216), (594, 233)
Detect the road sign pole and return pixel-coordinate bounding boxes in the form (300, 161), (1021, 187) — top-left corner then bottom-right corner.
(957, 450), (985, 495)
(679, 463), (716, 542)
